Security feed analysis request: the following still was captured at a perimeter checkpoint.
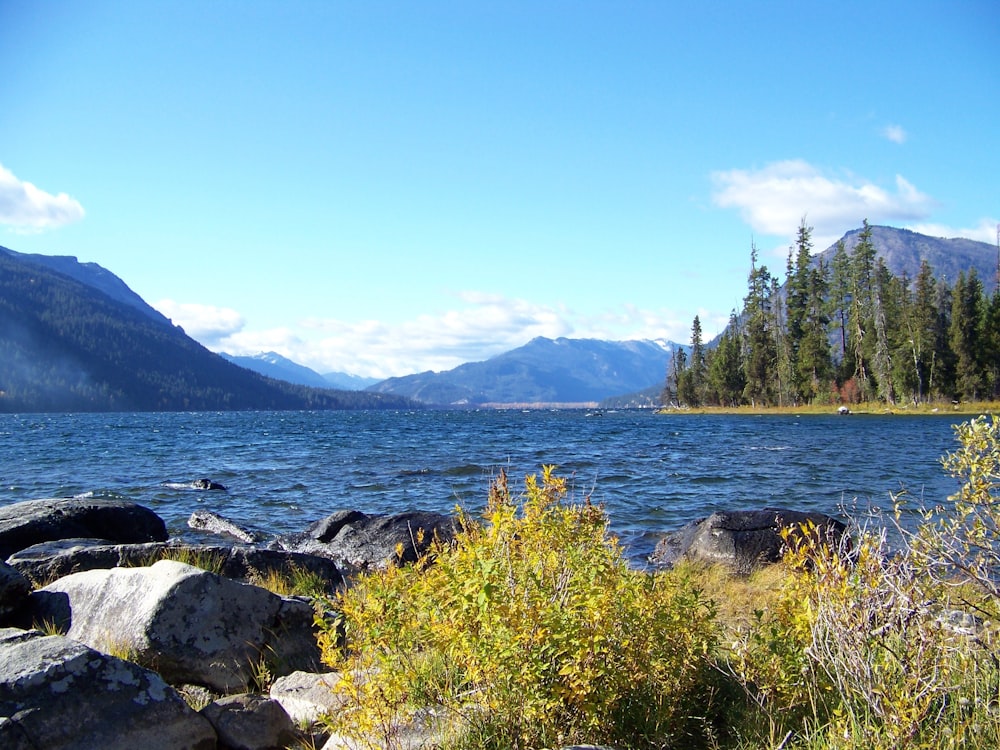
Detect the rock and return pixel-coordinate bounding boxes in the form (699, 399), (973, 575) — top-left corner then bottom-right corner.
(270, 670), (346, 725)
(274, 510), (455, 573)
(163, 479), (228, 491)
(649, 508), (847, 573)
(0, 497), (167, 559)
(6, 538), (166, 587)
(0, 561), (31, 622)
(189, 510), (263, 543)
(7, 539), (342, 593)
(321, 707), (456, 750)
(32, 559), (323, 692)
(201, 693), (297, 750)
(0, 627), (216, 750)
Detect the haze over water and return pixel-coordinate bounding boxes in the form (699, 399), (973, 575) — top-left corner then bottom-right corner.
(0, 410), (966, 564)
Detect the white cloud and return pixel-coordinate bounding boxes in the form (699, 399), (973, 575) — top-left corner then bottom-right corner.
(711, 159), (936, 250)
(0, 163), (85, 231)
(882, 124), (907, 144)
(198, 292), (705, 379)
(907, 218), (1000, 245)
(154, 300), (246, 346)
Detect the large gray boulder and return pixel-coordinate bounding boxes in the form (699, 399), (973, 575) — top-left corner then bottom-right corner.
(0, 497), (167, 559)
(200, 693), (297, 750)
(7, 538), (342, 593)
(274, 510), (455, 573)
(649, 508), (847, 573)
(32, 559), (322, 692)
(0, 627), (216, 750)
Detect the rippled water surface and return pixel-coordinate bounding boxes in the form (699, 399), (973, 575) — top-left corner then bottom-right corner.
(0, 409), (968, 562)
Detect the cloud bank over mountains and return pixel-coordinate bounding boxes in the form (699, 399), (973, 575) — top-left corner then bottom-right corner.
(711, 159), (998, 253)
(156, 292), (706, 380)
(0, 164), (85, 232)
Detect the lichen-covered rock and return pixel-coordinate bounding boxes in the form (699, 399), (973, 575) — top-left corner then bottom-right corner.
(0, 627), (216, 750)
(0, 497), (167, 559)
(649, 508), (847, 573)
(200, 693), (297, 750)
(33, 559), (322, 692)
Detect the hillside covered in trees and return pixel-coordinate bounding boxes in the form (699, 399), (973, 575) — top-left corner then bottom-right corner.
(0, 249), (416, 412)
(665, 221), (1000, 408)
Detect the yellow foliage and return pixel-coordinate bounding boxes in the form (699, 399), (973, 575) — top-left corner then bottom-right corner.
(321, 466), (719, 749)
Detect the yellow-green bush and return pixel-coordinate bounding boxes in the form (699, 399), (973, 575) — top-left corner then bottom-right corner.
(729, 416), (1000, 749)
(320, 466), (719, 749)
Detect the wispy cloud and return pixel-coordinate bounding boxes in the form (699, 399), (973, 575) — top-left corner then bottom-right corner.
(187, 292), (709, 379)
(907, 218), (1000, 245)
(711, 159), (935, 250)
(0, 163), (85, 231)
(882, 124), (907, 144)
(154, 300), (246, 344)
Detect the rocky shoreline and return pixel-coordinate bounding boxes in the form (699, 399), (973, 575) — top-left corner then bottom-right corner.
(0, 492), (844, 749)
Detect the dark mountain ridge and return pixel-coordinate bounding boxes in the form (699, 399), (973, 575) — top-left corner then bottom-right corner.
(0, 250), (414, 412)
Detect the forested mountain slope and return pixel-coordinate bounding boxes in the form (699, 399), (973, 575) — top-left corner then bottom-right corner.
(0, 250), (414, 412)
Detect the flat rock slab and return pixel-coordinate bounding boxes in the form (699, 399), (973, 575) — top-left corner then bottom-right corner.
(0, 497), (167, 559)
(7, 538), (342, 592)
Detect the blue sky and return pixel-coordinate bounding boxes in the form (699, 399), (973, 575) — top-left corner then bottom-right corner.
(2, 1), (997, 378)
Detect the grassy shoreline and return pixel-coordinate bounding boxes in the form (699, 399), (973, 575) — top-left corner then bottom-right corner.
(657, 399), (1000, 417)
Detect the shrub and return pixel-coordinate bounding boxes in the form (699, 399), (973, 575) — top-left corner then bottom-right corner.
(321, 467), (719, 749)
(729, 416), (1000, 749)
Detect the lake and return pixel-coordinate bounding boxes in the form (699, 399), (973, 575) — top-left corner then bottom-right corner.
(0, 409), (970, 564)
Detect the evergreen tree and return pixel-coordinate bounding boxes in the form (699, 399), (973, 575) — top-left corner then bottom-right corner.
(706, 311), (745, 407)
(827, 239), (854, 385)
(798, 256), (832, 401)
(742, 244), (777, 406)
(849, 220), (877, 400)
(871, 258), (897, 404)
(683, 315), (706, 406)
(984, 286), (1000, 398)
(950, 269), (986, 400)
(785, 220), (813, 402)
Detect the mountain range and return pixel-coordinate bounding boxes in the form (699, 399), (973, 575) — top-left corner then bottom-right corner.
(366, 336), (676, 407)
(0, 246), (414, 412)
(220, 352), (380, 391)
(1, 225), (996, 411)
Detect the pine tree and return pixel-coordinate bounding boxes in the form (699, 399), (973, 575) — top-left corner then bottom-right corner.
(828, 239), (854, 386)
(742, 244), (777, 406)
(950, 269), (986, 400)
(706, 312), (745, 407)
(871, 258), (897, 404)
(849, 220), (877, 400)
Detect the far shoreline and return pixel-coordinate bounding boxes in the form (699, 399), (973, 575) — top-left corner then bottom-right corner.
(656, 400), (1000, 417)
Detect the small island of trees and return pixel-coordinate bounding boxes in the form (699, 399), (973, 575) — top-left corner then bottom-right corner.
(665, 220), (1000, 409)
